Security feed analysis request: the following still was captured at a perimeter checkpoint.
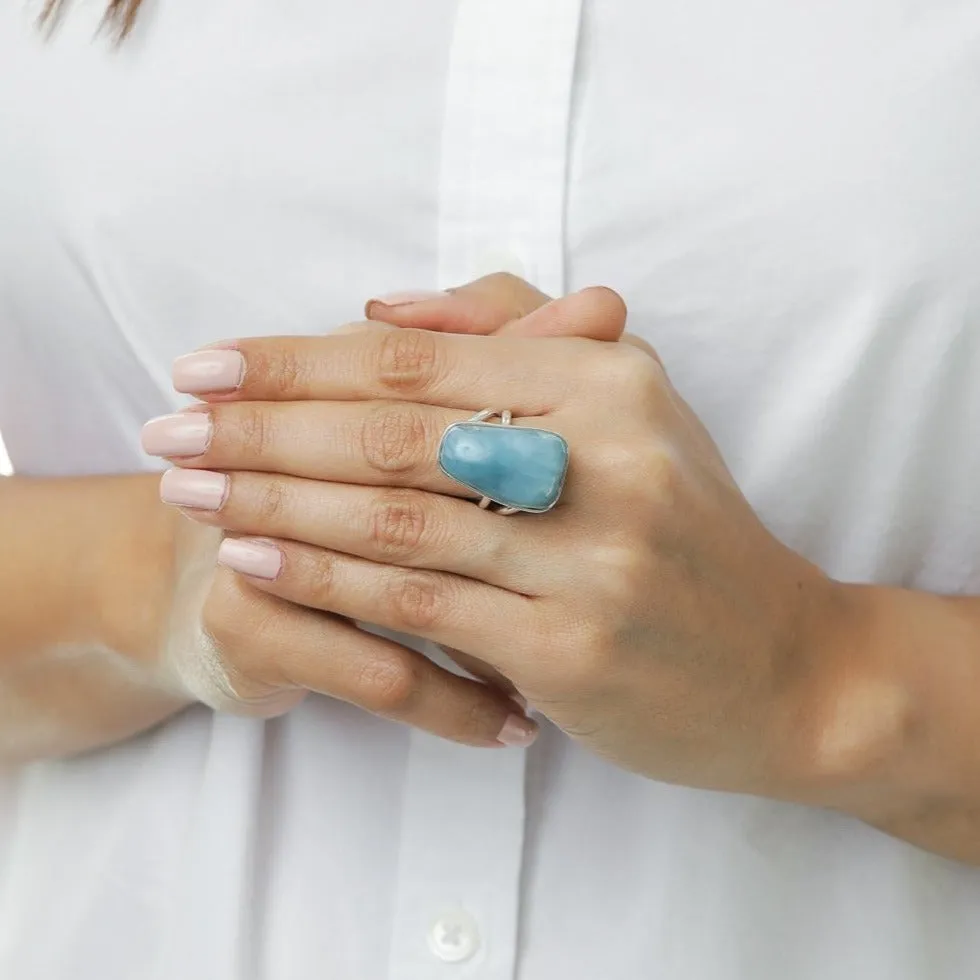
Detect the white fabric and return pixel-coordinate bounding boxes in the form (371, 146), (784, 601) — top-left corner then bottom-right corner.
(2, 0), (980, 977)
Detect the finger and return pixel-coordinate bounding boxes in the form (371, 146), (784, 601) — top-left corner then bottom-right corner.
(160, 469), (542, 593)
(365, 272), (552, 335)
(170, 289), (624, 412)
(211, 572), (537, 747)
(215, 536), (534, 671)
(495, 286), (627, 341)
(145, 400), (550, 499)
(369, 282), (627, 343)
(441, 645), (518, 699)
(621, 332), (665, 370)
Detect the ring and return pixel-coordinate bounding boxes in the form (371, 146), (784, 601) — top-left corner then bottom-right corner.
(437, 409), (570, 515)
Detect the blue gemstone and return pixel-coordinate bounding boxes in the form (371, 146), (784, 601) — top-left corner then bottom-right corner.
(438, 422), (569, 513)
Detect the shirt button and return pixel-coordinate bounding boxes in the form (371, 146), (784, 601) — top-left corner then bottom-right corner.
(470, 247), (529, 282)
(427, 907), (481, 963)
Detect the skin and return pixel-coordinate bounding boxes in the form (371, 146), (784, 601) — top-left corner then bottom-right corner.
(145, 275), (980, 863)
(0, 474), (534, 759)
(0, 474), (187, 761)
(156, 290), (830, 799)
(0, 277), (603, 765)
(3, 275), (980, 864)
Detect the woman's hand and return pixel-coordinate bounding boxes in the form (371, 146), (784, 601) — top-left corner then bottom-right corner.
(157, 506), (542, 746)
(157, 463), (539, 752)
(157, 274), (622, 745)
(150, 276), (592, 750)
(145, 286), (849, 800)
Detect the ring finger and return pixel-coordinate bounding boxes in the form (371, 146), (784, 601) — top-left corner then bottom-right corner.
(142, 400), (555, 501)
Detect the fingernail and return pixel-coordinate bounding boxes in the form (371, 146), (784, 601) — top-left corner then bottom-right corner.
(172, 350), (245, 394)
(141, 413), (212, 458)
(217, 537), (283, 581)
(371, 290), (447, 306)
(366, 290), (447, 318)
(160, 469), (229, 511)
(497, 713), (539, 748)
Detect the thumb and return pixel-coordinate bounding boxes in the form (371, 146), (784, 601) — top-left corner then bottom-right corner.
(506, 290), (664, 370)
(365, 272), (552, 336)
(495, 286), (627, 342)
(365, 274), (628, 343)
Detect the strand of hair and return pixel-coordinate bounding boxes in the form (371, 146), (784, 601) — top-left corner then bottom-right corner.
(38, 0), (143, 40)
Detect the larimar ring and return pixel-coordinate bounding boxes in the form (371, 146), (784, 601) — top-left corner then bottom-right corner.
(437, 409), (570, 515)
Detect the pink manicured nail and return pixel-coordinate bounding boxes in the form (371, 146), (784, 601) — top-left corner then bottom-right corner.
(217, 537), (283, 580)
(172, 350), (245, 394)
(141, 413), (212, 457)
(369, 290), (446, 307)
(160, 469), (228, 511)
(497, 714), (539, 748)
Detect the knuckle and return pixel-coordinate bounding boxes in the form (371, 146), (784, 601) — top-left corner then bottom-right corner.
(355, 653), (418, 714)
(303, 550), (339, 606)
(644, 446), (680, 507)
(591, 543), (647, 602)
(370, 489), (429, 558)
(360, 404), (431, 475)
(270, 347), (310, 396)
(624, 444), (681, 516)
(483, 270), (524, 289)
(376, 328), (443, 395)
(478, 271), (549, 319)
(387, 570), (446, 632)
(246, 346), (312, 397)
(558, 617), (617, 688)
(592, 441), (678, 507)
(600, 344), (662, 403)
(483, 270), (527, 303)
(234, 404), (277, 459)
(588, 442), (645, 499)
(254, 477), (291, 525)
(478, 526), (510, 570)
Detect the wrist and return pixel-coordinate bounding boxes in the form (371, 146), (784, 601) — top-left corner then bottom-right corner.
(89, 474), (197, 727)
(772, 581), (907, 812)
(778, 579), (980, 825)
(88, 476), (196, 707)
(0, 474), (192, 760)
(92, 476), (181, 665)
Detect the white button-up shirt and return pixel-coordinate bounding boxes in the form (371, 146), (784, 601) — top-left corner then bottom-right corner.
(2, 1), (980, 978)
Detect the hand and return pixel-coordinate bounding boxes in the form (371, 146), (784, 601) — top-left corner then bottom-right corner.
(147, 287), (843, 799)
(158, 274), (630, 740)
(361, 272), (654, 354)
(150, 275), (609, 749)
(155, 475), (532, 750)
(363, 274), (645, 692)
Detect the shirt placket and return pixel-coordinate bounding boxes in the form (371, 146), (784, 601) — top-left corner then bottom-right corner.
(385, 2), (583, 979)
(437, 0), (583, 298)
